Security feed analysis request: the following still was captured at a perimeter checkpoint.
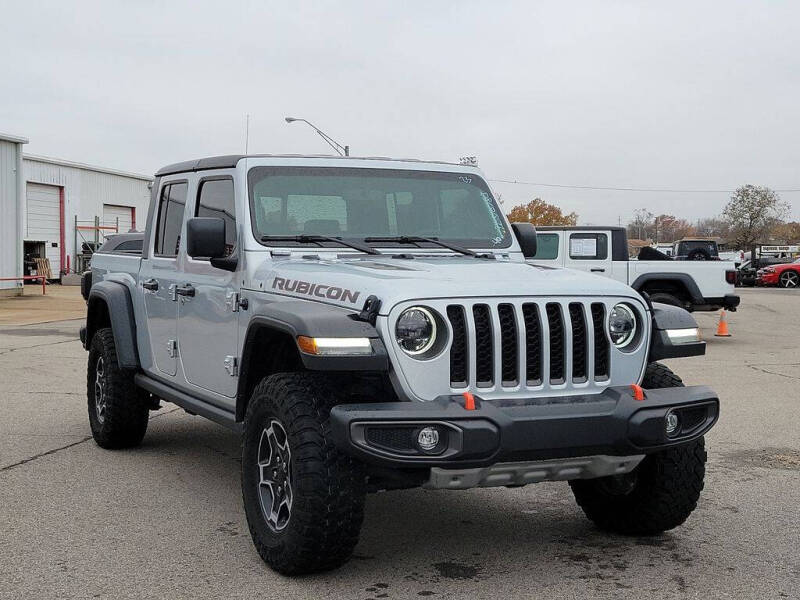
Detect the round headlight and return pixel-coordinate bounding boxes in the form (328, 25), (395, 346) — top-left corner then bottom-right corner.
(609, 304), (637, 348)
(396, 306), (436, 355)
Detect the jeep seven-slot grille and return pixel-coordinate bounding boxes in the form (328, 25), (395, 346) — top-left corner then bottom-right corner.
(446, 301), (611, 390)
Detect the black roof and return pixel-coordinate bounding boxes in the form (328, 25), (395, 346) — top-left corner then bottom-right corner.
(154, 154), (463, 177)
(534, 225), (626, 232)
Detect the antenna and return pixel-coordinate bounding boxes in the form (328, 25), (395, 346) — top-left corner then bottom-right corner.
(245, 114), (250, 153)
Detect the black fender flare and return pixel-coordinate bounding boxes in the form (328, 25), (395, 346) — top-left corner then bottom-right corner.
(86, 281), (140, 369)
(648, 302), (705, 361)
(630, 273), (704, 305)
(236, 301), (389, 421)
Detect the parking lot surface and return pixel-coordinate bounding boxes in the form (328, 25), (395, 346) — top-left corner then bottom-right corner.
(1, 288), (798, 599)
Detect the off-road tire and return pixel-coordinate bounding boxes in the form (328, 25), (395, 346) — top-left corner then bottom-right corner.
(242, 373), (366, 575)
(569, 362), (706, 534)
(87, 328), (149, 449)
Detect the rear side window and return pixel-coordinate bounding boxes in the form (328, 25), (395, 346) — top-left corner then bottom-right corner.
(116, 239), (142, 252)
(533, 233), (560, 259)
(154, 182), (188, 257)
(196, 178), (236, 257)
(569, 233), (608, 260)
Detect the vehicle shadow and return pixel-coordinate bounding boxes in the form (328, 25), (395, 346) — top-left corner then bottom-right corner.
(138, 413), (702, 592)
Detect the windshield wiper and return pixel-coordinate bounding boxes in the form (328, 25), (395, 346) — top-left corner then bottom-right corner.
(364, 236), (495, 259)
(260, 234), (381, 255)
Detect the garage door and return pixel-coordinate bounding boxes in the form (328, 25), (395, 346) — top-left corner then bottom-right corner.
(25, 183), (62, 275)
(103, 204), (135, 234)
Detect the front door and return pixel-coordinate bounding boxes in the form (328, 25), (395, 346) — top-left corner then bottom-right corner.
(141, 179), (188, 377)
(177, 176), (239, 400)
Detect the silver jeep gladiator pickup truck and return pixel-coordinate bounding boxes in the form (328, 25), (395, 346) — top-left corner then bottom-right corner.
(80, 155), (719, 575)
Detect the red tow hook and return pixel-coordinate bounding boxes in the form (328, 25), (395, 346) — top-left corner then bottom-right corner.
(462, 391), (476, 410)
(630, 384), (645, 401)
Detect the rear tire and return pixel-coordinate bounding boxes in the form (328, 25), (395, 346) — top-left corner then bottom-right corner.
(241, 373), (366, 575)
(87, 328), (149, 449)
(569, 362), (706, 534)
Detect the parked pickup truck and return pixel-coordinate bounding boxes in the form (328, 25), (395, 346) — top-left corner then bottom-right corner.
(526, 226), (739, 312)
(80, 155), (719, 575)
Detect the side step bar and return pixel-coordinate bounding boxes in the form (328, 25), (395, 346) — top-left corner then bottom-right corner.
(134, 374), (241, 433)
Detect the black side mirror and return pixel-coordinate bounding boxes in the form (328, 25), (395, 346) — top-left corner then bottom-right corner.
(511, 222), (537, 258)
(186, 217), (226, 259)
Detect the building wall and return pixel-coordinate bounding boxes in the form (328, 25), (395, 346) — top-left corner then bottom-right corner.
(23, 157), (151, 274)
(0, 139), (23, 294)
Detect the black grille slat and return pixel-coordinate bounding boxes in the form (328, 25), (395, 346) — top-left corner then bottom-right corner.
(473, 304), (494, 387)
(591, 303), (609, 380)
(569, 303), (588, 382)
(498, 304), (518, 386)
(522, 303), (542, 385)
(447, 305), (468, 387)
(546, 303), (565, 384)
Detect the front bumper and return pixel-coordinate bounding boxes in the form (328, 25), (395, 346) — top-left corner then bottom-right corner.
(756, 273), (778, 286)
(330, 385), (719, 469)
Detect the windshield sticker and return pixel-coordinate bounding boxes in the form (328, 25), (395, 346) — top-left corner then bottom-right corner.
(458, 176), (472, 184)
(482, 192), (506, 245)
(570, 237), (598, 257)
(272, 277), (361, 304)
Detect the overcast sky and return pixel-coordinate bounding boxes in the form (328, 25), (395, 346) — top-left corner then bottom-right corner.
(2, 0), (798, 224)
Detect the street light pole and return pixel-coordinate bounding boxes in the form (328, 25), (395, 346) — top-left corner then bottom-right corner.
(284, 117), (349, 157)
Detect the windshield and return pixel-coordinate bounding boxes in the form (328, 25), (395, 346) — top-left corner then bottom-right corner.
(248, 167), (511, 249)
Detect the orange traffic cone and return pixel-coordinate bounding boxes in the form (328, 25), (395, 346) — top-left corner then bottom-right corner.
(714, 310), (731, 337)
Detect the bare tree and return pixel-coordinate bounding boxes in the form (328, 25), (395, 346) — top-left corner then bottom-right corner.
(722, 185), (789, 249)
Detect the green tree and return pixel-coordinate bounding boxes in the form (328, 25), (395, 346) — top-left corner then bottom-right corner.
(722, 185), (789, 249)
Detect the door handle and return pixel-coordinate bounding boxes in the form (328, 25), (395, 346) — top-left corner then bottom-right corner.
(591, 268), (606, 273)
(142, 278), (159, 291)
(175, 283), (196, 297)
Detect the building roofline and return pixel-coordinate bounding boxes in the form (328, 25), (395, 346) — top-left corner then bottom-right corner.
(155, 153), (465, 177)
(23, 153), (153, 181)
(0, 132), (29, 144)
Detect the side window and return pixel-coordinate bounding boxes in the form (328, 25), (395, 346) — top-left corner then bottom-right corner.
(533, 233), (560, 259)
(196, 179), (236, 257)
(154, 182), (188, 257)
(569, 233), (608, 260)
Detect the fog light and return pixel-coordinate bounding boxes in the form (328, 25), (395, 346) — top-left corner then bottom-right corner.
(665, 411), (680, 436)
(417, 427), (440, 451)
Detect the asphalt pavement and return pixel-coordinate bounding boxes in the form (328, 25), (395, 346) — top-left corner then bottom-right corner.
(1, 288), (798, 599)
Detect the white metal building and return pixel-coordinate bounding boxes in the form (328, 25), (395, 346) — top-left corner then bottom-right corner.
(0, 133), (152, 295)
(0, 133), (27, 296)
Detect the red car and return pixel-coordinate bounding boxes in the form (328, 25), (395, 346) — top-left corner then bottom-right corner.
(757, 258), (800, 288)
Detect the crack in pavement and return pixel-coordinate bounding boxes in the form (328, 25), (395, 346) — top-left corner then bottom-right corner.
(0, 407), (181, 474)
(747, 364), (800, 381)
(0, 339), (79, 356)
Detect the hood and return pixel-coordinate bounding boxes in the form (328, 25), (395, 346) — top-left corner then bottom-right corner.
(247, 253), (639, 313)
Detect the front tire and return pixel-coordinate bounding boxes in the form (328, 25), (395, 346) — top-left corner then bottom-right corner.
(779, 270), (799, 288)
(242, 373), (366, 575)
(569, 363), (707, 534)
(87, 328), (149, 448)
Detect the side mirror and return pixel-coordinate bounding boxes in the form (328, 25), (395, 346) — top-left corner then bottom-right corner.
(186, 217), (226, 259)
(511, 222), (537, 258)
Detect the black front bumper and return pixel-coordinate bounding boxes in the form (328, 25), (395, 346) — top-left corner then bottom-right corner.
(330, 385), (719, 469)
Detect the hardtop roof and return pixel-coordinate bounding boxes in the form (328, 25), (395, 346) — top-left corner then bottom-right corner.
(154, 154), (465, 177)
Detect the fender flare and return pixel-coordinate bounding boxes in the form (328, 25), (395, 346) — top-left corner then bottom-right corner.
(235, 301), (389, 422)
(86, 281), (140, 369)
(648, 302), (705, 361)
(630, 273), (704, 305)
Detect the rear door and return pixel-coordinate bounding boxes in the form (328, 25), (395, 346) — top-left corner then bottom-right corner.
(563, 230), (619, 280)
(177, 174), (240, 401)
(139, 179), (188, 377)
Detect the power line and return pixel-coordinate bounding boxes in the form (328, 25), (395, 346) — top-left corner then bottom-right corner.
(489, 178), (800, 193)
